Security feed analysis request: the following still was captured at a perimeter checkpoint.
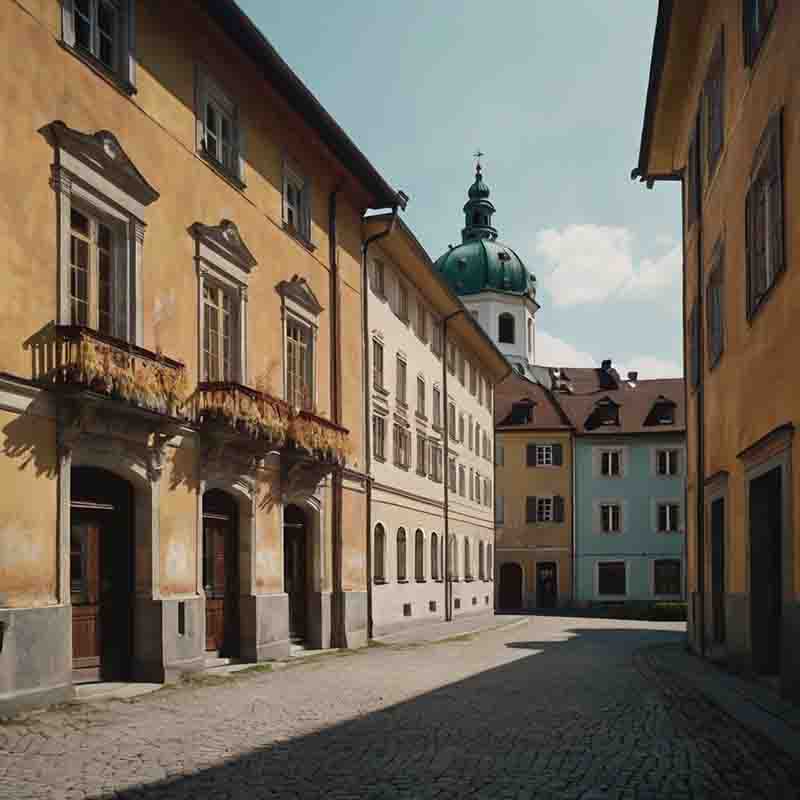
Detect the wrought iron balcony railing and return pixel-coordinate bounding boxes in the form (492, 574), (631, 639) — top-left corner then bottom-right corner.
(34, 325), (189, 420)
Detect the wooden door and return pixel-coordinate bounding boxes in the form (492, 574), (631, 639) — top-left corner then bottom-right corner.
(284, 507), (307, 641)
(750, 467), (782, 674)
(204, 514), (237, 654)
(71, 522), (102, 680)
(499, 563), (523, 610)
(536, 562), (558, 609)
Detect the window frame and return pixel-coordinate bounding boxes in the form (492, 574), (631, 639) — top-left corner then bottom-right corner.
(373, 338), (385, 392)
(416, 432), (427, 476)
(373, 524), (386, 583)
(707, 242), (725, 369)
(655, 500), (682, 533)
(396, 528), (407, 582)
(396, 356), (408, 407)
(282, 160), (312, 245)
(653, 558), (683, 598)
(596, 561), (627, 599)
(498, 312), (515, 344)
(372, 414), (386, 462)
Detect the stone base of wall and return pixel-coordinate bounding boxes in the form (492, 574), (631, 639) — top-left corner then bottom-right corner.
(342, 590), (368, 649)
(307, 591), (331, 651)
(240, 593), (290, 661)
(372, 612), (447, 639)
(0, 605), (72, 716)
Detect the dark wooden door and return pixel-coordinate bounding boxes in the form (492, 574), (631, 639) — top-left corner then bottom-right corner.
(203, 509), (238, 655)
(750, 467), (783, 674)
(711, 498), (726, 644)
(499, 563), (523, 610)
(536, 562), (558, 609)
(71, 522), (102, 679)
(284, 506), (307, 641)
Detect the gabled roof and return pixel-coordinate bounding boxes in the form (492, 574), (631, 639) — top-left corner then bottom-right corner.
(495, 372), (572, 431)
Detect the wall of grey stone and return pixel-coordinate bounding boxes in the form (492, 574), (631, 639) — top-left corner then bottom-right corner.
(0, 605), (72, 715)
(342, 590), (368, 648)
(240, 593), (290, 661)
(161, 597), (204, 681)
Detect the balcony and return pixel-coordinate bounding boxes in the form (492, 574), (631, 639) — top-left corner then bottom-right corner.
(193, 382), (351, 464)
(33, 325), (189, 421)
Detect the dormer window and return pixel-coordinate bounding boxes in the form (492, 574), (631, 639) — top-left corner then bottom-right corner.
(592, 398), (620, 427)
(502, 398), (534, 426)
(645, 396), (677, 427)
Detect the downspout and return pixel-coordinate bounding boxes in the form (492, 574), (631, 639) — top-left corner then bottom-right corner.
(571, 435), (577, 605)
(362, 207), (400, 640)
(442, 309), (465, 621)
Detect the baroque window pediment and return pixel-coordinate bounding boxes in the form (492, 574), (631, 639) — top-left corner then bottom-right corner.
(276, 275), (323, 316)
(190, 219), (257, 274)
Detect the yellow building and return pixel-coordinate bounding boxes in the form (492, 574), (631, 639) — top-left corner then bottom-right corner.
(0, 0), (403, 713)
(635, 1), (800, 701)
(494, 375), (573, 610)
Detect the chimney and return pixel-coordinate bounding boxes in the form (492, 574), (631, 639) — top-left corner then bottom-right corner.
(628, 371), (638, 382)
(601, 359), (612, 372)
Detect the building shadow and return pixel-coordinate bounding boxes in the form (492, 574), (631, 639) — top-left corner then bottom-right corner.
(79, 625), (799, 800)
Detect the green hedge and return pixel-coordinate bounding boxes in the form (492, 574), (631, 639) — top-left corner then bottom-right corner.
(586, 601), (687, 622)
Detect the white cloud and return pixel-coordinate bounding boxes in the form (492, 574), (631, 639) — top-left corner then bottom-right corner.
(537, 329), (683, 380)
(534, 224), (681, 309)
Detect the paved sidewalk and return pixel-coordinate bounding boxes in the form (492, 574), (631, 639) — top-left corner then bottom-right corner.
(640, 643), (800, 759)
(373, 612), (528, 645)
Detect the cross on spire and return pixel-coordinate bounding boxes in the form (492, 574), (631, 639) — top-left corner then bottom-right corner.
(474, 149), (484, 171)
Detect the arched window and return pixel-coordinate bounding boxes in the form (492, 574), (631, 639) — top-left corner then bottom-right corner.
(479, 541), (485, 580)
(487, 544), (493, 581)
(397, 528), (407, 581)
(448, 535), (457, 578)
(374, 524), (386, 582)
(431, 532), (439, 580)
(498, 313), (515, 344)
(415, 529), (425, 581)
(464, 538), (472, 579)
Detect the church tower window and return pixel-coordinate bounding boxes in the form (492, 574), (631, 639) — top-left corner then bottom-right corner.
(498, 313), (515, 344)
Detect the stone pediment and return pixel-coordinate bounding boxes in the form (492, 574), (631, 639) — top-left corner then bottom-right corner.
(190, 219), (257, 272)
(42, 120), (159, 206)
(276, 275), (323, 315)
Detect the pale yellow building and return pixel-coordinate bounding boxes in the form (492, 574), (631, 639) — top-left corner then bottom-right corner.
(0, 0), (403, 713)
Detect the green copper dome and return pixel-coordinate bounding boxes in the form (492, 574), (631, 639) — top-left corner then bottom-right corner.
(434, 163), (537, 300)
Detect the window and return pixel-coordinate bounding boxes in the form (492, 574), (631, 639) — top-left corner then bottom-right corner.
(598, 562), (626, 596)
(487, 545), (493, 581)
(656, 449), (680, 476)
(527, 443), (563, 467)
(447, 342), (456, 375)
(468, 415), (474, 451)
(415, 529), (425, 581)
(743, 0), (777, 67)
(202, 283), (235, 381)
(600, 450), (622, 477)
(416, 433), (427, 475)
(479, 541), (485, 580)
(432, 387), (442, 428)
(746, 111), (784, 319)
(495, 494), (504, 524)
(703, 32), (725, 179)
(464, 539), (472, 579)
(485, 478), (491, 507)
(397, 529), (407, 581)
(373, 339), (384, 390)
(372, 259), (385, 296)
(600, 503), (622, 533)
(498, 312), (515, 344)
(417, 376), (426, 416)
(283, 163), (311, 242)
(469, 362), (477, 395)
(286, 317), (313, 409)
(416, 303), (427, 341)
(373, 524), (386, 582)
(62, 0), (136, 90)
(657, 503), (681, 533)
(457, 350), (465, 385)
(478, 375), (484, 405)
(707, 244), (725, 368)
(373, 415), (386, 461)
(448, 402), (457, 441)
(396, 357), (407, 406)
(495, 443), (505, 466)
(432, 320), (443, 357)
(475, 473), (482, 504)
(431, 533), (439, 581)
(689, 303), (701, 389)
(448, 536), (457, 579)
(654, 559), (682, 596)
(686, 115), (701, 230)
(430, 444), (443, 483)
(527, 319), (533, 356)
(448, 457), (457, 491)
(508, 400), (534, 425)
(397, 282), (409, 322)
(393, 424), (410, 468)
(475, 423), (481, 454)
(458, 413), (465, 443)
(458, 465), (466, 497)
(537, 497), (553, 522)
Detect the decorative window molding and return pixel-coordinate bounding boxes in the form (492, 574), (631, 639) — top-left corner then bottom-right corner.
(277, 275), (323, 409)
(44, 120), (159, 346)
(191, 219), (255, 384)
(195, 66), (246, 188)
(61, 0), (137, 94)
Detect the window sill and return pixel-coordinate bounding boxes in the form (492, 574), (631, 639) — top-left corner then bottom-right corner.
(449, 577), (461, 583)
(282, 222), (316, 253)
(397, 579), (409, 584)
(373, 454), (386, 463)
(199, 149), (247, 192)
(397, 401), (409, 411)
(374, 384), (390, 398)
(415, 412), (428, 422)
(465, 577), (475, 583)
(59, 41), (137, 98)
(415, 578), (427, 584)
(374, 578), (388, 585)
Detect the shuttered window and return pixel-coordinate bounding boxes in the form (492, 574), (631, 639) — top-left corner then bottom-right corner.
(746, 110), (785, 319)
(525, 496), (537, 523)
(743, 0), (777, 67)
(707, 241), (725, 368)
(686, 116), (701, 230)
(704, 32), (725, 179)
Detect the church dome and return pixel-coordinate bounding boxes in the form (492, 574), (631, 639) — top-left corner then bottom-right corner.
(434, 162), (536, 301)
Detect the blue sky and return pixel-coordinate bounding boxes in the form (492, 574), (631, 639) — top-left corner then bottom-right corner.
(238, 0), (683, 378)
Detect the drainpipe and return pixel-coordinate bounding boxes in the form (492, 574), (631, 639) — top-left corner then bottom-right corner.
(329, 186), (344, 647)
(362, 207), (400, 639)
(442, 309), (465, 621)
(571, 435), (577, 605)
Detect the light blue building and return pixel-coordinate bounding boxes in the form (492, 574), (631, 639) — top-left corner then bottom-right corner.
(559, 367), (686, 605)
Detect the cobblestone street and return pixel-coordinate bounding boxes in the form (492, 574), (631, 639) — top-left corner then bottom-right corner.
(2, 617), (798, 800)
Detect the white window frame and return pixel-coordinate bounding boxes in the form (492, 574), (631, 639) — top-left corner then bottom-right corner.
(535, 444), (554, 467)
(396, 356), (408, 406)
(653, 448), (682, 477)
(61, 0), (137, 91)
(537, 496), (554, 523)
(195, 67), (245, 185)
(653, 499), (684, 533)
(373, 414), (386, 461)
(595, 560), (628, 599)
(416, 375), (426, 417)
(593, 446), (628, 478)
(594, 499), (625, 534)
(416, 432), (427, 475)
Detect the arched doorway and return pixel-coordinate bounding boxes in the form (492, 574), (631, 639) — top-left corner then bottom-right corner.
(284, 504), (308, 643)
(70, 467), (133, 683)
(203, 489), (239, 657)
(499, 562), (523, 611)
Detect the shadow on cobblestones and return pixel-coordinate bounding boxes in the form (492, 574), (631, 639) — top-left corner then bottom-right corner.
(61, 625), (800, 800)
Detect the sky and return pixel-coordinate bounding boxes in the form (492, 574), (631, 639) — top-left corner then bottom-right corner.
(238, 0), (683, 379)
